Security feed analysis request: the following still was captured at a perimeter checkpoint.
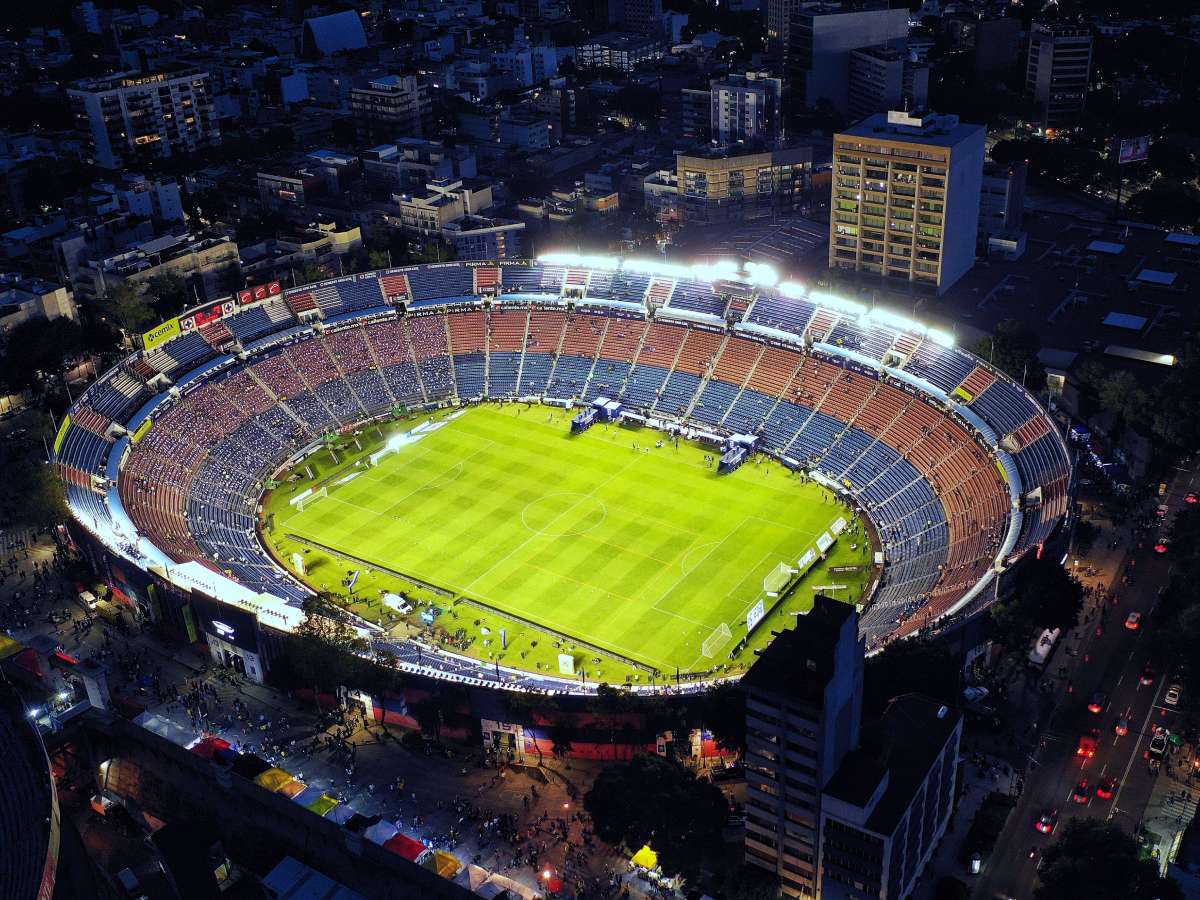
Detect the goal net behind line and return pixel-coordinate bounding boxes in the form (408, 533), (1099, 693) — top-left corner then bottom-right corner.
(701, 622), (733, 659)
(295, 486), (328, 512)
(763, 561), (794, 595)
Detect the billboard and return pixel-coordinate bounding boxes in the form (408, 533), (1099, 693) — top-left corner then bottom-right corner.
(142, 316), (181, 352)
(1118, 136), (1149, 165)
(746, 599), (766, 632)
(237, 281), (283, 305)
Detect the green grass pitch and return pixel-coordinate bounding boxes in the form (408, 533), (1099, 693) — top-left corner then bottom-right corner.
(264, 404), (872, 680)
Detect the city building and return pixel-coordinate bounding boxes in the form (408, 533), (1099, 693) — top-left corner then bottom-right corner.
(1025, 23), (1093, 128)
(499, 108), (554, 151)
(91, 174), (186, 223)
(350, 74), (431, 142)
(819, 696), (962, 900)
(675, 146), (812, 225)
(443, 215), (525, 259)
(974, 17), (1023, 83)
(360, 140), (477, 194)
(390, 178), (494, 237)
(575, 33), (666, 72)
(787, 3), (909, 114)
(846, 47), (929, 123)
(68, 68), (219, 170)
(830, 109), (986, 293)
(607, 0), (664, 33)
(978, 159), (1027, 245)
(0, 273), (76, 335)
(680, 87), (712, 141)
(743, 595), (865, 898)
(710, 72), (784, 148)
(78, 231), (239, 303)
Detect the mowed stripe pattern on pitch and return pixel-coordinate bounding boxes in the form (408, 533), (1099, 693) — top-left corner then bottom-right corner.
(284, 406), (833, 672)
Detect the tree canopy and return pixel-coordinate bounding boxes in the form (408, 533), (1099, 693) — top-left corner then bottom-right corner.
(988, 553), (1083, 652)
(971, 319), (1046, 392)
(0, 316), (82, 394)
(1034, 818), (1182, 900)
(584, 753), (728, 879)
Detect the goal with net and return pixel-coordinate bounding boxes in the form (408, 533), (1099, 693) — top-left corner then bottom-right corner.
(701, 622), (733, 659)
(295, 486), (328, 512)
(763, 561), (795, 596)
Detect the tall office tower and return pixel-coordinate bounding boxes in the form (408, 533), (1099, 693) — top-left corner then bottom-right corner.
(710, 72), (784, 147)
(846, 47), (929, 122)
(1025, 22), (1093, 128)
(68, 69), (219, 170)
(788, 2), (909, 114)
(743, 596), (865, 898)
(830, 109), (985, 294)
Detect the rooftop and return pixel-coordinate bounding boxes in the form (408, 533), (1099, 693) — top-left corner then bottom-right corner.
(838, 110), (984, 149)
(740, 595), (855, 702)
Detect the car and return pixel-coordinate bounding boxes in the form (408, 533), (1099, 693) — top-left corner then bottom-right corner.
(1077, 729), (1100, 758)
(1114, 718), (1130, 736)
(1155, 541), (1169, 554)
(1035, 809), (1059, 834)
(1186, 491), (1198, 504)
(1166, 683), (1182, 706)
(1096, 776), (1117, 800)
(1140, 665), (1156, 686)
(1087, 692), (1107, 714)
(1125, 612), (1142, 630)
(1072, 778), (1091, 804)
(1147, 727), (1169, 761)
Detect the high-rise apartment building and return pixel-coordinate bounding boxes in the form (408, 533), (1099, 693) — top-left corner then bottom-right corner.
(819, 696), (962, 900)
(978, 160), (1027, 244)
(710, 72), (784, 147)
(846, 47), (929, 123)
(675, 146), (811, 225)
(743, 596), (865, 897)
(742, 596), (963, 899)
(1025, 23), (1093, 128)
(788, 3), (909, 113)
(68, 68), (219, 170)
(830, 110), (985, 294)
(350, 74), (431, 142)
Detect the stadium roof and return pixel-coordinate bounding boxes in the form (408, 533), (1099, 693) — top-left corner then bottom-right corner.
(302, 10), (367, 56)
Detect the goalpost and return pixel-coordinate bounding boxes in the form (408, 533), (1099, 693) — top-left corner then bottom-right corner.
(763, 561), (795, 596)
(701, 622), (733, 659)
(295, 486), (328, 512)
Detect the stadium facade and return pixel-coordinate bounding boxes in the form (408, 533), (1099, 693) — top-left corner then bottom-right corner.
(55, 256), (1073, 694)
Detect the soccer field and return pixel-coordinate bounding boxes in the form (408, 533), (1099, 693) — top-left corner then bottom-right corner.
(268, 405), (870, 676)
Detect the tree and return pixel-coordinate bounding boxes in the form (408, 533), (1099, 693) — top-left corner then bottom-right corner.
(1125, 187), (1200, 229)
(0, 316), (82, 394)
(1035, 818), (1183, 900)
(700, 682), (747, 754)
(106, 282), (157, 335)
(549, 719), (575, 760)
(972, 319), (1046, 391)
(143, 272), (191, 317)
(286, 593), (370, 708)
(989, 554), (1083, 653)
(588, 683), (639, 747)
(584, 754), (728, 879)
(1098, 371), (1149, 436)
(1148, 140), (1197, 182)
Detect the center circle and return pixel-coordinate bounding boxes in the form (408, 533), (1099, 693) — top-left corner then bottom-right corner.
(521, 493), (607, 537)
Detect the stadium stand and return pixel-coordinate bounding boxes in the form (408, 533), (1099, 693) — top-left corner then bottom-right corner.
(59, 259), (1073, 672)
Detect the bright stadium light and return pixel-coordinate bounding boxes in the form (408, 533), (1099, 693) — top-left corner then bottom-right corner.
(865, 308), (923, 334)
(808, 290), (866, 318)
(537, 252), (620, 270)
(926, 327), (956, 347)
(778, 281), (806, 299)
(743, 261), (779, 287)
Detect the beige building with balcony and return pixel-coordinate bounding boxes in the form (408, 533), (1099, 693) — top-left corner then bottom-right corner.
(830, 110), (985, 294)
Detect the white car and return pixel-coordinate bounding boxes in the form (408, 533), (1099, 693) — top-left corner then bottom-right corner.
(1165, 684), (1182, 706)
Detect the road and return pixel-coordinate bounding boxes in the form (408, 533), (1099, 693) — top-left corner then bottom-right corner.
(974, 464), (1198, 899)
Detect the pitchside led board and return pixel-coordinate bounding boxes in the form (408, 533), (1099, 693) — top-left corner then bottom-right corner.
(1118, 136), (1150, 165)
(747, 599), (767, 632)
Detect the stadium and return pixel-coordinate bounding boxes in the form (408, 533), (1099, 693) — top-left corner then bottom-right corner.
(54, 255), (1072, 693)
